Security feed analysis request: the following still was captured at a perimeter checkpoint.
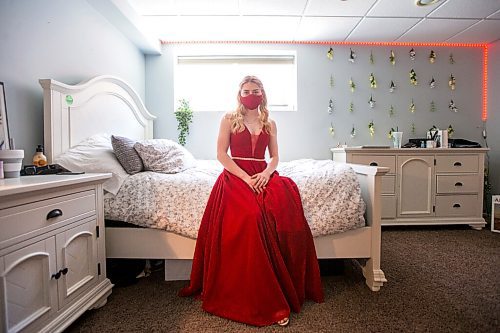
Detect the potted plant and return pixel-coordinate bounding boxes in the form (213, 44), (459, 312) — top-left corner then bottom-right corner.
(174, 99), (193, 146)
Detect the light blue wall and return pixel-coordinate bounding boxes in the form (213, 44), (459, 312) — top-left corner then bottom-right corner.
(0, 0), (145, 157)
(146, 43), (485, 162)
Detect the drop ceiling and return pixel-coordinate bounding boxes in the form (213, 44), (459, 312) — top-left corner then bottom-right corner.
(127, 0), (500, 44)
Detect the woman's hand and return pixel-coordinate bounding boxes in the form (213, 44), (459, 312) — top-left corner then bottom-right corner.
(250, 171), (271, 194)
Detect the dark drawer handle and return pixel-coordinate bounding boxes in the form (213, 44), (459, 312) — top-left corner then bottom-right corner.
(46, 209), (63, 220)
(454, 182), (463, 187)
(453, 162), (462, 167)
(369, 162), (378, 166)
(61, 267), (69, 275)
(453, 203), (461, 208)
(51, 271), (61, 280)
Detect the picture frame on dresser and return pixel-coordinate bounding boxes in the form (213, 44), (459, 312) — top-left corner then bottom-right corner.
(0, 82), (11, 149)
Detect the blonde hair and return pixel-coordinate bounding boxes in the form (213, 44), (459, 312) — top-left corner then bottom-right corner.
(230, 76), (271, 134)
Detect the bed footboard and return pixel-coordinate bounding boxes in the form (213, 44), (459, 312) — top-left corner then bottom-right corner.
(348, 163), (389, 291)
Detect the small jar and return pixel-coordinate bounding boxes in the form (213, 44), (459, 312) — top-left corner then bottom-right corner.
(33, 145), (48, 167)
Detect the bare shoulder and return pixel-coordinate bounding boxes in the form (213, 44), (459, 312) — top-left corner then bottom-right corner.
(268, 119), (277, 134)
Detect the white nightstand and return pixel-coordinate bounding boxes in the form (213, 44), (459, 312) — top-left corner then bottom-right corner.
(0, 173), (112, 333)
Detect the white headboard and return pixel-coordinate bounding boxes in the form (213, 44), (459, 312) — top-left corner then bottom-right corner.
(40, 75), (155, 163)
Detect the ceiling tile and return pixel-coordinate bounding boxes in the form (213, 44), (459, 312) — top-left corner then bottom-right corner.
(367, 0), (444, 18)
(295, 17), (360, 41)
(240, 0), (307, 16)
(174, 0), (239, 15)
(446, 19), (500, 43)
(429, 0), (500, 19)
(128, 0), (176, 15)
(305, 0), (377, 17)
(145, 16), (300, 41)
(397, 18), (479, 42)
(346, 17), (420, 42)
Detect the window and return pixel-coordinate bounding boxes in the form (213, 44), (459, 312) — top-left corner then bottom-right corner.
(174, 51), (297, 112)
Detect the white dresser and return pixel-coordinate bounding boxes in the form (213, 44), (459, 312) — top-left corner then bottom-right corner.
(331, 148), (488, 229)
(0, 173), (112, 333)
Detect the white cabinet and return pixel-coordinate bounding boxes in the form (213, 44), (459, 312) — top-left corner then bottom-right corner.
(332, 148), (487, 229)
(0, 174), (112, 333)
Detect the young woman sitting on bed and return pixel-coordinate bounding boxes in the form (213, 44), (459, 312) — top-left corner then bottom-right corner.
(179, 75), (324, 327)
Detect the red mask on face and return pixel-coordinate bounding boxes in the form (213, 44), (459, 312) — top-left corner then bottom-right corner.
(240, 94), (263, 110)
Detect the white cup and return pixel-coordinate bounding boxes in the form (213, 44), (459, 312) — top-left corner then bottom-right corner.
(392, 132), (403, 148)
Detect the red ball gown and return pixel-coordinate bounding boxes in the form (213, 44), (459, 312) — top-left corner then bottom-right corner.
(179, 126), (324, 326)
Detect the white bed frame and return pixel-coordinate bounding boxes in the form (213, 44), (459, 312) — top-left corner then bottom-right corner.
(40, 75), (389, 291)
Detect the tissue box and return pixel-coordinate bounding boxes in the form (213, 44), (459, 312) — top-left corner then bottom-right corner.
(0, 149), (24, 178)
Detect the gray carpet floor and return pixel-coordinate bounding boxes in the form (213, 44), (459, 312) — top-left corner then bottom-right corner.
(65, 226), (500, 333)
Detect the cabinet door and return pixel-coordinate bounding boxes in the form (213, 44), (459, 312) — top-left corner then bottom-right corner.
(398, 155), (434, 217)
(0, 239), (57, 333)
(55, 219), (98, 309)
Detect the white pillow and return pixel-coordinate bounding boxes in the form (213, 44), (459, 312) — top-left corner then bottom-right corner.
(134, 139), (196, 173)
(54, 134), (129, 195)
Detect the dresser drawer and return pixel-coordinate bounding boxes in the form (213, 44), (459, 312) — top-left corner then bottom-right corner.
(435, 155), (478, 173)
(435, 195), (479, 217)
(0, 190), (96, 243)
(351, 155), (396, 174)
(436, 175), (479, 194)
(381, 195), (397, 219)
(382, 175), (395, 194)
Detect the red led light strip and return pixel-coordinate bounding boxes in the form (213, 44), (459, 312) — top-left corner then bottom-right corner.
(162, 40), (489, 120)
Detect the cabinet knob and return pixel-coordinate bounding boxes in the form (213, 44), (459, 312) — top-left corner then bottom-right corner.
(61, 267), (68, 275)
(453, 203), (461, 208)
(453, 162), (462, 167)
(454, 182), (463, 187)
(369, 162), (378, 166)
(51, 271), (61, 280)
(46, 209), (63, 220)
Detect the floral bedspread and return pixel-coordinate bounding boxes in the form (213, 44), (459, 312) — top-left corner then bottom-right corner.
(104, 159), (365, 239)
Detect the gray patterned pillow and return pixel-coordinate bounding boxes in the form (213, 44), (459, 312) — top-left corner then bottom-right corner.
(111, 135), (144, 174)
(133, 139), (196, 173)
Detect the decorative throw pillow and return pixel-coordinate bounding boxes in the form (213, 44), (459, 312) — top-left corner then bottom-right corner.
(111, 135), (144, 174)
(133, 139), (196, 174)
(54, 133), (129, 195)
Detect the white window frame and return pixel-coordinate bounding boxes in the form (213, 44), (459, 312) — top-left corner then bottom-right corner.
(173, 49), (297, 112)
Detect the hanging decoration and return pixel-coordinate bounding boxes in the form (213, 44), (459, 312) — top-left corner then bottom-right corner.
(449, 53), (455, 64)
(409, 99), (416, 113)
(329, 75), (334, 88)
(368, 95), (376, 108)
(349, 102), (354, 113)
(389, 105), (395, 117)
(409, 48), (416, 60)
(370, 50), (375, 64)
(327, 47), (334, 60)
(328, 99), (334, 114)
(430, 100), (436, 112)
(448, 74), (456, 90)
(369, 73), (377, 89)
(349, 78), (356, 93)
(429, 77), (436, 89)
(349, 48), (356, 63)
(350, 125), (356, 138)
(388, 127), (395, 139)
(368, 121), (375, 137)
(329, 122), (335, 136)
(447, 125), (454, 138)
(411, 123), (416, 135)
(389, 80), (396, 93)
(409, 69), (418, 85)
(429, 50), (437, 63)
(449, 99), (458, 113)
(389, 50), (396, 65)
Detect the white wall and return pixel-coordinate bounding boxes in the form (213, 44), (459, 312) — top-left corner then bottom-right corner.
(0, 0), (145, 156)
(147, 43), (485, 162)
